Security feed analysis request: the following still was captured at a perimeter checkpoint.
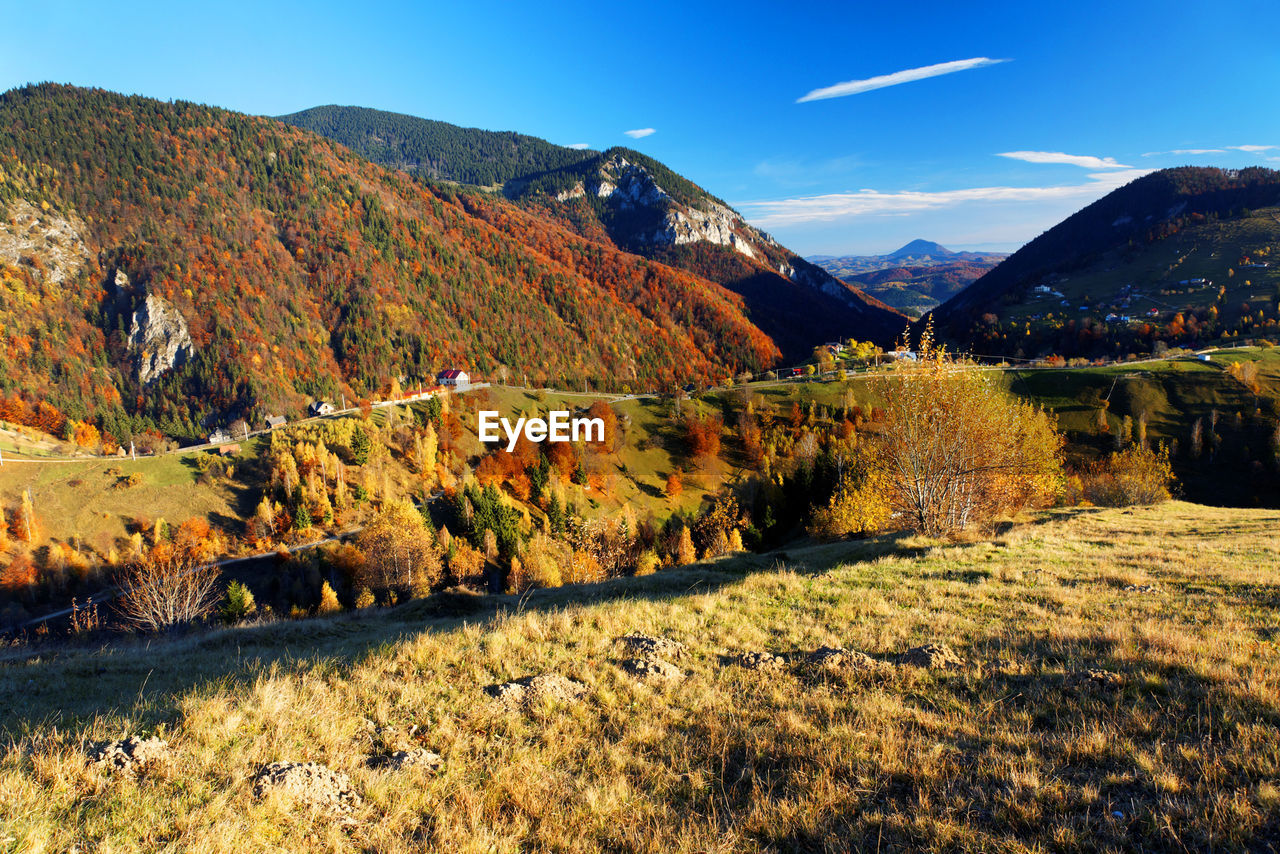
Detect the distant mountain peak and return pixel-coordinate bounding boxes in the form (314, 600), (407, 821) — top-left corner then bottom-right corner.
(888, 239), (951, 258)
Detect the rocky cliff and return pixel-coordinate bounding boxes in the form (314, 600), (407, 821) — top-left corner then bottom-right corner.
(120, 270), (195, 384)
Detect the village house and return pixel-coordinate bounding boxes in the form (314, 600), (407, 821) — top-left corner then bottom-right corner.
(265, 414), (287, 430)
(309, 400), (336, 416)
(437, 369), (470, 388)
(207, 429), (232, 445)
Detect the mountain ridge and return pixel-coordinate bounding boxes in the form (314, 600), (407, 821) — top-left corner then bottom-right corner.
(925, 166), (1280, 358)
(280, 105), (903, 353)
(0, 84), (802, 441)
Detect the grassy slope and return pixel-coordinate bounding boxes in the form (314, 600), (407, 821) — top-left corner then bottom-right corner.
(0, 442), (265, 553)
(2, 502), (1279, 851)
(999, 205), (1280, 329)
(1, 347), (1276, 562)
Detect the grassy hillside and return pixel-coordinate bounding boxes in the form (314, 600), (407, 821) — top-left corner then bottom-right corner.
(931, 167), (1280, 357)
(2, 502), (1278, 851)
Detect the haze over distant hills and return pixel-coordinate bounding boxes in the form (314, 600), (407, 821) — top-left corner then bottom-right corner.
(808, 240), (1008, 316)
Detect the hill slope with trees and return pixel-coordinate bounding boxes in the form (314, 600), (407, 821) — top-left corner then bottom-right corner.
(279, 105), (903, 355)
(926, 167), (1280, 358)
(0, 84), (808, 444)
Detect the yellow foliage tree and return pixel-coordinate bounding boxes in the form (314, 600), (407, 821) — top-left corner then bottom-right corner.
(317, 580), (342, 615)
(871, 325), (1062, 536)
(675, 526), (696, 565)
(356, 499), (442, 597)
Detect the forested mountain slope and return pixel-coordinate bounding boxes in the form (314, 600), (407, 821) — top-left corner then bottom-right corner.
(280, 105), (903, 354)
(0, 85), (787, 442)
(927, 167), (1280, 357)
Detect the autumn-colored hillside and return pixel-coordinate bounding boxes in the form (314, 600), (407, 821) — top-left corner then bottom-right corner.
(0, 84), (787, 443)
(280, 106), (905, 354)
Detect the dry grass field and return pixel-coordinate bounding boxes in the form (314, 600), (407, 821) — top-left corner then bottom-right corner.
(2, 501), (1279, 852)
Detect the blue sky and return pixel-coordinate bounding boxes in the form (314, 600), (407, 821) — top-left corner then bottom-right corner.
(3, 0), (1279, 255)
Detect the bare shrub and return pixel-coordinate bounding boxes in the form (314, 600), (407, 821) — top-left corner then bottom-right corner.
(115, 543), (220, 631)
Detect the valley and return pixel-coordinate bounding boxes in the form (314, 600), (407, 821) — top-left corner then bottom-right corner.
(0, 53), (1278, 853)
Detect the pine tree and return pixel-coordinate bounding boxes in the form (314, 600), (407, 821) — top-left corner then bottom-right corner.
(317, 581), (341, 614)
(675, 526), (696, 565)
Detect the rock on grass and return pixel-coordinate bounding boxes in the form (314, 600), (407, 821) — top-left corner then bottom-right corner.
(1073, 668), (1124, 689)
(898, 643), (963, 670)
(615, 633), (687, 660)
(619, 657), (684, 681)
(804, 646), (881, 672)
(732, 651), (787, 671)
(86, 736), (170, 777)
(485, 673), (586, 708)
(252, 761), (362, 815)
(365, 748), (442, 772)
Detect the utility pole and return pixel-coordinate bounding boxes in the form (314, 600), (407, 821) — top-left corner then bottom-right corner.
(130, 441), (136, 461)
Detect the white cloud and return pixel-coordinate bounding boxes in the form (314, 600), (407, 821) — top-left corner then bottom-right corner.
(623, 128), (655, 139)
(566, 143), (590, 150)
(1142, 144), (1274, 156)
(997, 150), (1131, 169)
(796, 57), (1008, 103)
(1143, 148), (1224, 156)
(734, 169), (1152, 228)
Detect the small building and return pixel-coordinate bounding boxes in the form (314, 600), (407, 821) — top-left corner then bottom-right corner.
(888, 350), (918, 362)
(1197, 354), (1212, 362)
(437, 369), (470, 388)
(208, 429), (232, 445)
(265, 414), (287, 430)
(309, 401), (336, 417)
(218, 443), (241, 456)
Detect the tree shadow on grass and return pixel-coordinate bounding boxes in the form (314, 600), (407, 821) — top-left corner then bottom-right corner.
(0, 530), (932, 735)
(688, 631), (1280, 852)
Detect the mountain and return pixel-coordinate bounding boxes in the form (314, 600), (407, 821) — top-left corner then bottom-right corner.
(279, 106), (902, 355)
(887, 238), (951, 259)
(925, 167), (1280, 359)
(278, 104), (597, 188)
(837, 261), (1002, 318)
(809, 240), (1007, 279)
(807, 241), (1006, 316)
(0, 84), (808, 442)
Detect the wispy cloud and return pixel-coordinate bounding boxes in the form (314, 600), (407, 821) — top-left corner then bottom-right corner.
(997, 150), (1132, 169)
(623, 128), (655, 139)
(734, 169), (1151, 228)
(1142, 144), (1275, 156)
(566, 143), (590, 150)
(796, 57), (1008, 103)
